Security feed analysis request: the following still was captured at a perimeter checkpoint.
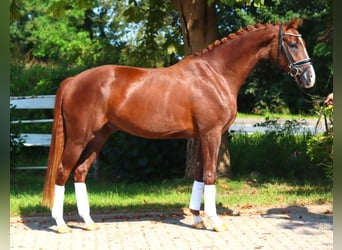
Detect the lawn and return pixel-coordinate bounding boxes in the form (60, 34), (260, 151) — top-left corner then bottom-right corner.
(10, 171), (332, 217)
(10, 113), (332, 217)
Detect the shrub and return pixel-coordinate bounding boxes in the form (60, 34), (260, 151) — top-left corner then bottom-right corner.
(306, 105), (333, 181)
(98, 132), (186, 182)
(10, 105), (25, 170)
(229, 132), (318, 180)
(229, 117), (326, 181)
(10, 63), (88, 96)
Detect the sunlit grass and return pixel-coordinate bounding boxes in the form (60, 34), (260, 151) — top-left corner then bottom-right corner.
(10, 172), (332, 217)
(215, 178), (332, 210)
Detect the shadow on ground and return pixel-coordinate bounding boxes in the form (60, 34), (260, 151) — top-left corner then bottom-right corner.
(262, 205), (333, 231)
(14, 204), (234, 233)
(13, 204), (333, 235)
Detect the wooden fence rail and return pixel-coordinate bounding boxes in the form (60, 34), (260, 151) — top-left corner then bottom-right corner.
(10, 95), (321, 171)
(10, 95), (55, 170)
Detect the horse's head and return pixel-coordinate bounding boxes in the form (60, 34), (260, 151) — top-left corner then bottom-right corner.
(276, 18), (315, 89)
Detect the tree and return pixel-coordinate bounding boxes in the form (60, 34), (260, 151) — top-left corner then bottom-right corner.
(173, 0), (232, 179)
(10, 0), (333, 181)
(174, 0), (332, 178)
(11, 1), (94, 66)
(173, 0), (218, 54)
(118, 0), (183, 67)
(216, 0), (333, 114)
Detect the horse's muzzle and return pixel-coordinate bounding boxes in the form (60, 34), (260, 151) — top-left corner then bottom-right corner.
(296, 65), (315, 89)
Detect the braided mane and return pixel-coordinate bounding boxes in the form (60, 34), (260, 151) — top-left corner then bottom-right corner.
(191, 21), (281, 57)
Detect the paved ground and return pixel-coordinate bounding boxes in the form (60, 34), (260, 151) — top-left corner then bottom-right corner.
(10, 204), (332, 250)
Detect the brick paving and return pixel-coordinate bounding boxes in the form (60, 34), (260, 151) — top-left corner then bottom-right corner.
(10, 204), (332, 250)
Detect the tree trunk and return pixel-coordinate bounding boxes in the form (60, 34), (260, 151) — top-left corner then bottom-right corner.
(216, 131), (231, 178)
(173, 0), (231, 180)
(173, 0), (218, 54)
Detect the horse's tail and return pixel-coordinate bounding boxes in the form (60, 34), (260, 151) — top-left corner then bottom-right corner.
(42, 78), (71, 208)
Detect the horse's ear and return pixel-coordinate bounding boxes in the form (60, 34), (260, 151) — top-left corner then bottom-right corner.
(284, 17), (303, 30)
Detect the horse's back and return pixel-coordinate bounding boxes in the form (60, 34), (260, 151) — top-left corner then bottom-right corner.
(59, 65), (196, 138)
(59, 62), (236, 139)
(107, 66), (197, 138)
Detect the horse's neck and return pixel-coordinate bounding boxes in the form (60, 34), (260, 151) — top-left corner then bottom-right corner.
(206, 28), (277, 92)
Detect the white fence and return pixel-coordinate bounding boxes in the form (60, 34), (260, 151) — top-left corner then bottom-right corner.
(10, 95), (55, 170)
(10, 95), (323, 170)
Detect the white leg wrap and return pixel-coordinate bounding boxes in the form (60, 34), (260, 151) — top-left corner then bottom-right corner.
(51, 185), (66, 226)
(189, 181), (204, 211)
(204, 185), (222, 227)
(189, 181), (205, 225)
(74, 182), (94, 225)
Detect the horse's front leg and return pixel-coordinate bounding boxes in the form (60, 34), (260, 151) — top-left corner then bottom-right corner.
(201, 131), (228, 232)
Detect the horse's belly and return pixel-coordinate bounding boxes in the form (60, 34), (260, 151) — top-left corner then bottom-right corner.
(111, 115), (195, 139)
(108, 103), (196, 139)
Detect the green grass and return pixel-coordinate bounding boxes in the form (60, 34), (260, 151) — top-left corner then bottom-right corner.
(11, 113), (331, 217)
(10, 171), (332, 217)
(215, 178), (332, 209)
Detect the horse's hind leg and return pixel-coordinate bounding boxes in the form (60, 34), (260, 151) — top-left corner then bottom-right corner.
(52, 143), (87, 233)
(73, 124), (113, 231)
(52, 185), (70, 233)
(51, 124), (112, 233)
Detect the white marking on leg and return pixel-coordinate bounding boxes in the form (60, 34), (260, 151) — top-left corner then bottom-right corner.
(189, 181), (204, 225)
(51, 185), (67, 226)
(204, 185), (223, 227)
(189, 180), (204, 210)
(74, 182), (94, 226)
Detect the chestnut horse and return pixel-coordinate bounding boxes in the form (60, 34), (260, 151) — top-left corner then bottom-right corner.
(42, 18), (315, 233)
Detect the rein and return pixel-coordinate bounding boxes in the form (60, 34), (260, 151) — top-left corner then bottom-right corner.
(298, 87), (325, 103)
(277, 24), (313, 79)
(315, 105), (330, 134)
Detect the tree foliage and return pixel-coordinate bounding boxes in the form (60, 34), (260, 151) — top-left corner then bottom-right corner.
(10, 0), (333, 181)
(11, 0), (98, 66)
(10, 0), (332, 114)
(10, 0), (182, 68)
(215, 0), (333, 114)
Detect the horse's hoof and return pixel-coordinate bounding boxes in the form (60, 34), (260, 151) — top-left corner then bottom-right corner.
(85, 223), (99, 231)
(56, 224), (72, 234)
(192, 221), (206, 229)
(213, 223), (228, 232)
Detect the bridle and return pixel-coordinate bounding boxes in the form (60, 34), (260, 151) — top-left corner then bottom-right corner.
(277, 24), (313, 79)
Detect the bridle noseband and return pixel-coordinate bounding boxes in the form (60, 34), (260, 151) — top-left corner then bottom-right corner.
(277, 24), (312, 79)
